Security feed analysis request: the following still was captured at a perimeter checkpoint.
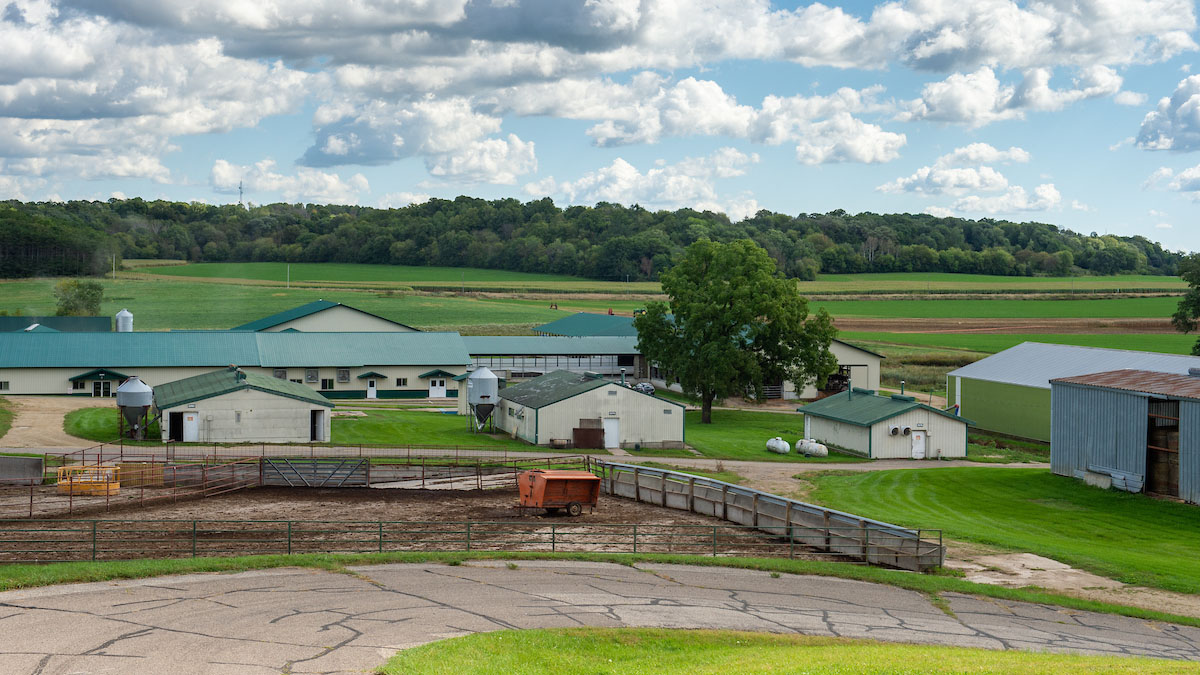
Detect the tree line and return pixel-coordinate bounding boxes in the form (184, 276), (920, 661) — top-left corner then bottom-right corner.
(0, 197), (1183, 280)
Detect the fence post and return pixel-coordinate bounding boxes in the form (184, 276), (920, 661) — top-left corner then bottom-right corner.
(688, 477), (695, 513)
(823, 511), (831, 552)
(660, 474), (667, 507)
(751, 494), (758, 527)
(789, 525), (794, 559)
(712, 525), (717, 556)
(551, 524), (556, 553)
(91, 521), (97, 561)
(378, 522), (384, 554)
(466, 522), (472, 551)
(632, 524), (637, 553)
(721, 485), (728, 521)
(192, 521), (197, 558)
(287, 521), (293, 555)
(860, 519), (868, 563)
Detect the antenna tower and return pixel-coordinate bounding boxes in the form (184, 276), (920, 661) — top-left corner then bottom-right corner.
(238, 180), (244, 207)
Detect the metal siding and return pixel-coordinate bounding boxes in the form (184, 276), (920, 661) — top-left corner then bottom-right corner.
(807, 417), (870, 455)
(1051, 382), (1148, 481)
(871, 409), (968, 459)
(538, 385), (683, 447)
(961, 377), (1051, 441)
(1181, 401), (1200, 504)
(948, 341), (1200, 389)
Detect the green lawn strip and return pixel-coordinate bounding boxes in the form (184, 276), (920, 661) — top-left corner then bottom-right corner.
(2, 551), (1197, 629)
(0, 397), (13, 439)
(816, 296), (1180, 319)
(964, 432), (1050, 464)
(378, 627), (1196, 675)
(685, 410), (869, 463)
(838, 331), (1196, 355)
(622, 446), (697, 459)
(63, 407), (160, 444)
(808, 467), (1200, 594)
(803, 272), (1185, 293)
(636, 461), (744, 484)
(142, 262), (585, 284)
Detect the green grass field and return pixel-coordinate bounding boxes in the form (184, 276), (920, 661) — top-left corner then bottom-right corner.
(0, 397), (13, 440)
(637, 462), (745, 484)
(684, 410), (868, 463)
(845, 332), (1197, 355)
(379, 628), (1197, 675)
(331, 408), (557, 451)
(808, 467), (1200, 594)
(816, 296), (1180, 318)
(64, 407), (160, 442)
(804, 272), (1186, 293)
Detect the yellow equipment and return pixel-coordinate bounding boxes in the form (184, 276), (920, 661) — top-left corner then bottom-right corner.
(56, 465), (120, 496)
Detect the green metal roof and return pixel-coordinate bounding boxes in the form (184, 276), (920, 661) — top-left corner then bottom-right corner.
(154, 366), (333, 410)
(462, 335), (641, 355)
(0, 316), (111, 332)
(498, 370), (613, 408)
(357, 371), (387, 379)
(534, 313), (637, 337)
(23, 324), (60, 333)
(231, 300), (416, 332)
(0, 331), (470, 369)
(799, 389), (972, 427)
(418, 368), (458, 378)
(68, 368), (130, 382)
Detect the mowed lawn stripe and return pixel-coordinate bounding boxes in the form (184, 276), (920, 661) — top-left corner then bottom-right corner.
(809, 467), (1200, 594)
(840, 331), (1197, 355)
(816, 296), (1180, 319)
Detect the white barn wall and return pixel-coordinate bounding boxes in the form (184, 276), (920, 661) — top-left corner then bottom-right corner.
(806, 418), (870, 455)
(263, 306), (414, 332)
(792, 342), (882, 399)
(869, 409), (967, 459)
(159, 388), (330, 443)
(536, 384), (683, 448)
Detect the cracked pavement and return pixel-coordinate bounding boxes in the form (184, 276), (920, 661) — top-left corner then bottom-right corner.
(1, 561), (1198, 674)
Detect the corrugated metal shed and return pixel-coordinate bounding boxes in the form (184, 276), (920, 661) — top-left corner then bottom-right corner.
(948, 342), (1200, 389)
(463, 335), (640, 355)
(0, 331), (470, 368)
(498, 370), (612, 408)
(0, 316), (111, 332)
(801, 389), (971, 427)
(534, 313), (637, 336)
(1052, 369), (1200, 400)
(231, 300), (416, 331)
(154, 366), (333, 409)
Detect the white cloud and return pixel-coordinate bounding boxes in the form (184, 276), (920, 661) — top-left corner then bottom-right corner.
(1156, 222), (1174, 229)
(1137, 75), (1200, 151)
(210, 159), (368, 203)
(1162, 164), (1200, 198)
(877, 143), (1028, 195)
(923, 205), (955, 218)
(1114, 90), (1148, 106)
(377, 192), (430, 208)
(1071, 200), (1091, 211)
(1150, 208), (1166, 216)
(1143, 166), (1174, 188)
(427, 133), (536, 185)
(794, 113), (906, 164)
(953, 183), (1062, 213)
(524, 147), (759, 218)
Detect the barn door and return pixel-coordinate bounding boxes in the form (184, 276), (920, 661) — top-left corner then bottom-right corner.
(910, 431), (926, 459)
(602, 418), (620, 449)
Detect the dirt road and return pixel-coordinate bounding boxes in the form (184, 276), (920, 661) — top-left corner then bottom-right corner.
(0, 396), (100, 448)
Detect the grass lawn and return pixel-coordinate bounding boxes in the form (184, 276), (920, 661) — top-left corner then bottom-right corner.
(379, 627), (1196, 675)
(965, 432), (1050, 464)
(0, 397), (13, 439)
(64, 407), (160, 442)
(332, 408), (541, 450)
(809, 467), (1200, 594)
(684, 410), (868, 463)
(840, 331), (1197, 355)
(815, 296), (1180, 319)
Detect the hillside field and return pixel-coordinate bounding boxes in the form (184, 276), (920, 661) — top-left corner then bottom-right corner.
(841, 331), (1197, 355)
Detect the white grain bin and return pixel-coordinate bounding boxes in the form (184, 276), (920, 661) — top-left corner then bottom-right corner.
(766, 437), (791, 454)
(116, 376), (153, 439)
(467, 367), (499, 425)
(116, 308), (133, 332)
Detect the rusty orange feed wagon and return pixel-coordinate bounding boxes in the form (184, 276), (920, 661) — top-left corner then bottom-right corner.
(518, 469), (600, 516)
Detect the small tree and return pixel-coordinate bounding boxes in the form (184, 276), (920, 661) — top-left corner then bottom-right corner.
(1172, 254), (1200, 354)
(635, 239), (838, 423)
(54, 279), (104, 316)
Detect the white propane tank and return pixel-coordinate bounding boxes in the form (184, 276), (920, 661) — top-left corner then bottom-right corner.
(766, 437), (791, 454)
(797, 439), (829, 457)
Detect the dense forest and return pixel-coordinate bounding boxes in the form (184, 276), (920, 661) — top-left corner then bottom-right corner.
(0, 197), (1183, 280)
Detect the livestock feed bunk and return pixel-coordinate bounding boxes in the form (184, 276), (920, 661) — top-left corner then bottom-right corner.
(0, 447), (942, 571)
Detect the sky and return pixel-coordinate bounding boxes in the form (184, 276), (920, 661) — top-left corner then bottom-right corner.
(4, 1), (1200, 252)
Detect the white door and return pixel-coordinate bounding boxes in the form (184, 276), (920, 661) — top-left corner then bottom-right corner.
(367, 380), (377, 399)
(911, 430), (926, 459)
(602, 418), (620, 449)
(182, 413), (199, 442)
(428, 379), (446, 397)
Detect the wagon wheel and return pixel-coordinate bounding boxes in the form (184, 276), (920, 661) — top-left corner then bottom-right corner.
(566, 501), (583, 517)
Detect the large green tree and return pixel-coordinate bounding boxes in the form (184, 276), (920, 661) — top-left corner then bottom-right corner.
(1172, 253), (1200, 354)
(54, 279), (104, 316)
(635, 239), (838, 423)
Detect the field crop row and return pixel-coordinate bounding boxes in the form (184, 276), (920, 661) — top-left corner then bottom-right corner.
(842, 331), (1197, 355)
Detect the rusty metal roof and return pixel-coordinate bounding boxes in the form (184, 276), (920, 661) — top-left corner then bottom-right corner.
(1051, 369), (1200, 400)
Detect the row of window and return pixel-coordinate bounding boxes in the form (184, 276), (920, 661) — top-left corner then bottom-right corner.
(271, 368), (409, 389)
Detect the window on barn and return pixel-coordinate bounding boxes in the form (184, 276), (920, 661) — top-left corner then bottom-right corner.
(663, 409), (672, 414)
(321, 378), (334, 389)
(273, 369), (287, 379)
(618, 355), (635, 367)
(396, 377), (408, 387)
(305, 369), (319, 383)
(336, 368), (350, 383)
(0, 382), (8, 391)
(73, 381), (85, 390)
(290, 379), (302, 384)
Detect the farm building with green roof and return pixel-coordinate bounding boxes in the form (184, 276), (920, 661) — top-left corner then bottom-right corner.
(801, 388), (971, 459)
(154, 366), (333, 443)
(496, 370), (684, 449)
(231, 300), (417, 332)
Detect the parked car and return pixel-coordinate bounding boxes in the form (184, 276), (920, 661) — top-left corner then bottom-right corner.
(633, 382), (655, 395)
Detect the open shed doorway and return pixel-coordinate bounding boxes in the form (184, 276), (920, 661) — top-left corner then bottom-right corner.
(1147, 400), (1180, 497)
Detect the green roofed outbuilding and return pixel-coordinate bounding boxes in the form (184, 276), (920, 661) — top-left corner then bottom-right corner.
(496, 370), (684, 450)
(154, 366), (333, 444)
(800, 388), (971, 460)
(534, 312), (637, 337)
(231, 300), (417, 332)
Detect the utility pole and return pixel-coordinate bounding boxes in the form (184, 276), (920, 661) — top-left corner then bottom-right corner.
(238, 181), (244, 207)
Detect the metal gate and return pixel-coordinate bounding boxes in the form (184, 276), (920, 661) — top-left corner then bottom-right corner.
(262, 459), (369, 487)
